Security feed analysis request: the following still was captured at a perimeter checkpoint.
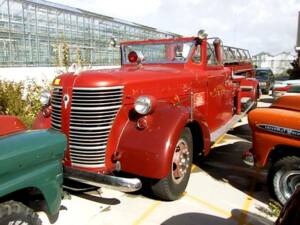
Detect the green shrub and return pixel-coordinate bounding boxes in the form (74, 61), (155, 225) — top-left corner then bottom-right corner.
(0, 79), (49, 127)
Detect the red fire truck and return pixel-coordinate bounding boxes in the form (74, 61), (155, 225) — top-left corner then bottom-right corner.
(33, 31), (259, 200)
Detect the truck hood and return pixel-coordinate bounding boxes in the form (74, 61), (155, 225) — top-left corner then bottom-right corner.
(57, 65), (194, 100)
(271, 95), (300, 112)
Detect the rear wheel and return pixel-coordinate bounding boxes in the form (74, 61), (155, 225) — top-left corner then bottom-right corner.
(268, 156), (300, 205)
(151, 128), (193, 201)
(0, 201), (42, 225)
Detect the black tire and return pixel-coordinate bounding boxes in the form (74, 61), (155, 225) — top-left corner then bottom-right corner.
(0, 201), (42, 225)
(151, 127), (193, 201)
(275, 187), (300, 225)
(268, 156), (300, 205)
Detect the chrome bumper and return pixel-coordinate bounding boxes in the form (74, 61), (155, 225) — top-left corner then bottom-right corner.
(64, 167), (142, 193)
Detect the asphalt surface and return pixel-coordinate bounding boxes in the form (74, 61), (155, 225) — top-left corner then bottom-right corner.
(39, 95), (276, 225)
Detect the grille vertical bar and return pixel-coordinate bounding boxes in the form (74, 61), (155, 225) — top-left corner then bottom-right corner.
(69, 86), (124, 168)
(51, 87), (63, 130)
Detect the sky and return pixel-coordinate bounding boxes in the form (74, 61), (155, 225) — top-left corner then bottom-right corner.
(51, 0), (300, 55)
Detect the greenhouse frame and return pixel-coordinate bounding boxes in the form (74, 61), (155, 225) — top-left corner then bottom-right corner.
(0, 0), (179, 67)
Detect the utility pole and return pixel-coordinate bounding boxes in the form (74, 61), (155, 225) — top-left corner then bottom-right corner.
(297, 12), (300, 67)
(289, 12), (300, 79)
(296, 12), (300, 65)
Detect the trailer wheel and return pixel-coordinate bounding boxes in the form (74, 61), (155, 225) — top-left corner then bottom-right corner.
(268, 156), (300, 205)
(0, 201), (42, 225)
(151, 127), (193, 201)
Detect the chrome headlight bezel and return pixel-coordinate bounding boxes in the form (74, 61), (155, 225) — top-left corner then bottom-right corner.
(40, 91), (51, 106)
(134, 96), (152, 115)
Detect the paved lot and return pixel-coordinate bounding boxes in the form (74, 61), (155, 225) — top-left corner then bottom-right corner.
(40, 95), (276, 225)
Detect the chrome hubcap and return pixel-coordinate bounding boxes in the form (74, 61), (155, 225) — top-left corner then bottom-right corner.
(172, 138), (190, 184)
(281, 170), (300, 200)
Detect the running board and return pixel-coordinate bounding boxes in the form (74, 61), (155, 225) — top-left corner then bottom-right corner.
(210, 101), (254, 144)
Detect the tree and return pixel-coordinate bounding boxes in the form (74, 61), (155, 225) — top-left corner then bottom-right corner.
(52, 35), (70, 72)
(287, 51), (300, 79)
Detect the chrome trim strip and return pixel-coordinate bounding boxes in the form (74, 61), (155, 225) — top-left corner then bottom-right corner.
(72, 97), (122, 102)
(257, 124), (300, 138)
(51, 121), (61, 127)
(70, 110), (119, 115)
(71, 163), (105, 168)
(69, 141), (107, 146)
(69, 131), (109, 136)
(52, 103), (62, 108)
(70, 150), (107, 154)
(70, 125), (112, 131)
(71, 105), (121, 111)
(210, 102), (254, 143)
(70, 145), (106, 150)
(72, 94), (123, 98)
(72, 86), (124, 90)
(70, 115), (115, 120)
(69, 137), (109, 142)
(71, 157), (105, 161)
(70, 122), (113, 126)
(70, 152), (106, 157)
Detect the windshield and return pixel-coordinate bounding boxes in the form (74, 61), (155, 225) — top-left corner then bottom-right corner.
(256, 71), (269, 80)
(122, 41), (195, 64)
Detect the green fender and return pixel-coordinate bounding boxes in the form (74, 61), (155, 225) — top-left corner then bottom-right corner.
(0, 129), (66, 216)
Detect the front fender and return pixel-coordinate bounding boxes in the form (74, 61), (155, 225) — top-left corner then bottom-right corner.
(249, 108), (300, 167)
(0, 130), (66, 215)
(117, 102), (190, 179)
(32, 111), (51, 129)
(192, 108), (211, 155)
(0, 116), (26, 136)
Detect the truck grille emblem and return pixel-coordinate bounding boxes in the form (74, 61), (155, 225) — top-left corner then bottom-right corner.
(63, 94), (70, 109)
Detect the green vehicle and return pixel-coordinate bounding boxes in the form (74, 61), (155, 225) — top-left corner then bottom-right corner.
(0, 116), (66, 225)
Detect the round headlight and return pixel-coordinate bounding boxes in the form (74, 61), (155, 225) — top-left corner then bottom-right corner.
(134, 96), (152, 115)
(40, 91), (51, 106)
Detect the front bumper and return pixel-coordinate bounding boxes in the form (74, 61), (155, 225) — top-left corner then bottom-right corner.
(242, 150), (255, 167)
(64, 167), (142, 192)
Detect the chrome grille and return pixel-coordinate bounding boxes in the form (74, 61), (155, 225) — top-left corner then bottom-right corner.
(51, 87), (63, 130)
(69, 86), (123, 168)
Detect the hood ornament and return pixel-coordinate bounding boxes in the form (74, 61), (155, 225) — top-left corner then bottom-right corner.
(63, 94), (70, 109)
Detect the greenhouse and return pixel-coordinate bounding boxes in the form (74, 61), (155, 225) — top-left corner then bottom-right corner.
(0, 0), (179, 67)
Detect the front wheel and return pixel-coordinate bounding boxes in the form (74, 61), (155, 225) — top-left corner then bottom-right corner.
(151, 127), (193, 201)
(268, 156), (300, 205)
(0, 201), (42, 225)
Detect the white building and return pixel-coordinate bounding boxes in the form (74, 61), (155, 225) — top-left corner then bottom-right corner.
(252, 52), (295, 75)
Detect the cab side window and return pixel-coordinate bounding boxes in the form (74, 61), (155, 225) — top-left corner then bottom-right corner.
(192, 45), (201, 64)
(207, 44), (217, 65)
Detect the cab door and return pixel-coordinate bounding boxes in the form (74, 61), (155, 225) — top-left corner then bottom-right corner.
(205, 43), (232, 132)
